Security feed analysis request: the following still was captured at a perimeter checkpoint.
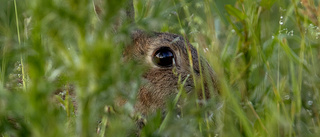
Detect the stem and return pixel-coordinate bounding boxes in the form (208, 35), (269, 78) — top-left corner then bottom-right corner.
(14, 0), (27, 91)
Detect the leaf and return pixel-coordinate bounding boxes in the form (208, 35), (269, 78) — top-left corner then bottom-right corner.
(225, 5), (246, 21)
(277, 37), (310, 73)
(260, 0), (277, 9)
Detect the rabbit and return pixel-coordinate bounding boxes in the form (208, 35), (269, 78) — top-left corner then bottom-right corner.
(94, 0), (219, 115)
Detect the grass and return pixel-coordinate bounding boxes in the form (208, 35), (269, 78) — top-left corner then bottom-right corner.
(1, 0), (320, 136)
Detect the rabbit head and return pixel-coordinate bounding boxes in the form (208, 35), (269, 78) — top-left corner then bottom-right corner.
(125, 30), (218, 115)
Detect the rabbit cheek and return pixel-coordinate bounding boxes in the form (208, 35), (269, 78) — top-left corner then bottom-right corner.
(135, 87), (153, 114)
(135, 69), (179, 114)
(135, 86), (168, 114)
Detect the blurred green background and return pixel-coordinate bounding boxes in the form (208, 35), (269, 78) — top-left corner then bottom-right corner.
(0, 0), (320, 136)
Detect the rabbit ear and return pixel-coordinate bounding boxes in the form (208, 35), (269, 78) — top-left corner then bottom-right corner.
(94, 0), (136, 36)
(93, 0), (103, 18)
(125, 0), (135, 24)
(93, 0), (135, 24)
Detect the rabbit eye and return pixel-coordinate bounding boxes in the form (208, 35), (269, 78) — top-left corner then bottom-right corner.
(152, 47), (175, 67)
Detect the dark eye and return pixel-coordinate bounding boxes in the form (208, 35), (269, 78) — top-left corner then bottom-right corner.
(152, 47), (175, 67)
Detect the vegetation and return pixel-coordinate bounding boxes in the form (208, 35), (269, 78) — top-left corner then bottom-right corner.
(1, 0), (320, 136)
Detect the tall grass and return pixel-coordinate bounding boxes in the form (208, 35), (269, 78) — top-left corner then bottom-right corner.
(0, 0), (319, 136)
